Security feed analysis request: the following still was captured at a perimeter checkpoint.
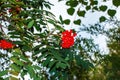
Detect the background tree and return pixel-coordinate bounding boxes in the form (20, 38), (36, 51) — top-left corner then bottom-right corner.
(101, 19), (120, 80)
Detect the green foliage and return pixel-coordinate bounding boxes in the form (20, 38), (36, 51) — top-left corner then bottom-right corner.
(67, 7), (75, 15)
(66, 0), (78, 7)
(1, 0), (120, 80)
(27, 20), (34, 29)
(112, 0), (120, 7)
(63, 19), (70, 25)
(59, 0), (119, 26)
(73, 19), (81, 25)
(77, 10), (86, 17)
(99, 5), (107, 12)
(99, 16), (106, 22)
(107, 9), (116, 17)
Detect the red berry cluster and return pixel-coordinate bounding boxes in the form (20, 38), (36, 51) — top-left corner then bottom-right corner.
(61, 30), (77, 48)
(0, 39), (14, 49)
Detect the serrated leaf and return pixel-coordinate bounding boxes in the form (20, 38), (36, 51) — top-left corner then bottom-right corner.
(107, 9), (116, 17)
(99, 5), (107, 12)
(77, 10), (86, 17)
(74, 19), (81, 25)
(99, 16), (106, 22)
(63, 19), (70, 25)
(67, 7), (75, 15)
(28, 20), (34, 29)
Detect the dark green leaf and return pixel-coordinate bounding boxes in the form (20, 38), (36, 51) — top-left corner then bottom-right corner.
(13, 41), (23, 45)
(49, 60), (57, 68)
(42, 57), (51, 67)
(93, 6), (98, 10)
(66, 1), (78, 7)
(107, 9), (116, 17)
(63, 19), (70, 25)
(59, 15), (64, 24)
(54, 24), (65, 31)
(56, 62), (67, 69)
(112, 0), (120, 7)
(86, 6), (91, 11)
(99, 16), (106, 22)
(99, 5), (107, 12)
(73, 19), (81, 25)
(77, 10), (86, 17)
(90, 1), (98, 5)
(67, 7), (75, 15)
(22, 45), (31, 51)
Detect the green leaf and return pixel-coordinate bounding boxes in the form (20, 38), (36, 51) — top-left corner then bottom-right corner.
(49, 60), (57, 68)
(59, 15), (64, 24)
(11, 57), (24, 66)
(63, 19), (70, 25)
(77, 10), (86, 17)
(112, 0), (120, 7)
(86, 6), (91, 11)
(90, 1), (98, 5)
(33, 65), (41, 70)
(50, 50), (69, 67)
(66, 1), (78, 7)
(21, 70), (27, 79)
(73, 19), (81, 25)
(0, 70), (8, 77)
(28, 20), (34, 29)
(99, 5), (107, 12)
(107, 9), (116, 17)
(26, 65), (35, 79)
(10, 64), (21, 72)
(54, 24), (65, 32)
(22, 45), (31, 51)
(67, 7), (75, 15)
(13, 41), (23, 45)
(42, 57), (51, 67)
(99, 16), (106, 22)
(56, 62), (67, 69)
